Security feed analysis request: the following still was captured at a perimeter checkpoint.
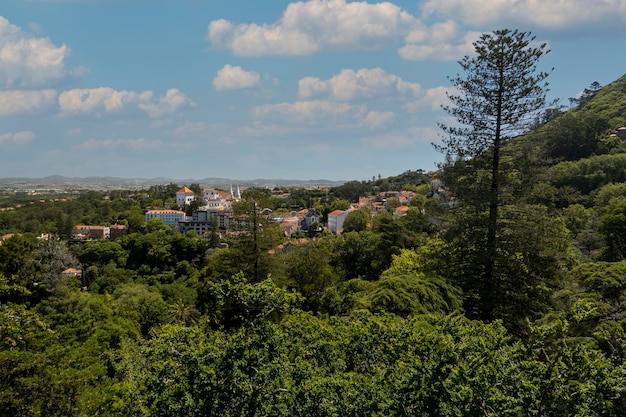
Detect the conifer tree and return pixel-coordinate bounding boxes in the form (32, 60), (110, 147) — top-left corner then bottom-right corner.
(437, 29), (552, 321)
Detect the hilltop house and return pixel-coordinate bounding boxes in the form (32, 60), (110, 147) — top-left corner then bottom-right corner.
(176, 186), (195, 206)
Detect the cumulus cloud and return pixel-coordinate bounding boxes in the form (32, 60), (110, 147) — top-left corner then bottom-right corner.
(213, 65), (261, 91)
(403, 86), (452, 112)
(0, 89), (57, 116)
(138, 89), (195, 119)
(299, 67), (421, 101)
(74, 138), (164, 151)
(58, 87), (194, 119)
(360, 110), (396, 129)
(399, 20), (479, 61)
(207, 0), (417, 56)
(252, 99), (398, 131)
(0, 16), (86, 87)
(420, 0), (626, 29)
(58, 87), (153, 115)
(0, 130), (35, 145)
(252, 100), (367, 126)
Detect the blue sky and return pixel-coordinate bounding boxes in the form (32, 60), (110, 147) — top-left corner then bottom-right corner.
(1, 0), (625, 181)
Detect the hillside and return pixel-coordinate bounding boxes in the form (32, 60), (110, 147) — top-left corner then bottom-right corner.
(572, 74), (626, 129)
(3, 74), (626, 415)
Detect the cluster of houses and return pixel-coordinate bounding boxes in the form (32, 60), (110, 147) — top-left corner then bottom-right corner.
(144, 186), (322, 239)
(143, 185), (438, 238)
(71, 180), (447, 243)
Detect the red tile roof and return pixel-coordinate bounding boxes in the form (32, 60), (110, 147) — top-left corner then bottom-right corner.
(177, 186), (193, 193)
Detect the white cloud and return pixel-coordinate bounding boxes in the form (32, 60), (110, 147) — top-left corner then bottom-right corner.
(207, 0), (417, 56)
(213, 65), (261, 91)
(0, 16), (86, 87)
(361, 110), (396, 129)
(74, 138), (164, 151)
(252, 100), (367, 126)
(421, 0), (626, 29)
(58, 87), (194, 119)
(0, 89), (57, 116)
(237, 123), (304, 138)
(403, 86), (452, 112)
(399, 21), (479, 61)
(299, 67), (421, 101)
(170, 121), (221, 137)
(138, 88), (195, 119)
(59, 87), (153, 116)
(0, 130), (35, 145)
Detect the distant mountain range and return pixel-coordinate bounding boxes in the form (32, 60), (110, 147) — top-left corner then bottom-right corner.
(0, 175), (346, 191)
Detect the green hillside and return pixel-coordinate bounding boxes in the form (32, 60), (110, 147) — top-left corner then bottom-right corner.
(573, 74), (626, 129)
(4, 73), (626, 415)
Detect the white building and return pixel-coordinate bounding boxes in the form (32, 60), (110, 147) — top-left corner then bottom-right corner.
(327, 208), (353, 234)
(176, 186), (195, 206)
(146, 209), (187, 226)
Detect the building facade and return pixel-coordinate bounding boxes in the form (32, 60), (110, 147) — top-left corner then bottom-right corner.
(146, 209), (187, 226)
(176, 186), (195, 206)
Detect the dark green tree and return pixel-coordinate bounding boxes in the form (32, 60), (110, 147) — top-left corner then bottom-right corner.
(437, 29), (552, 321)
(598, 199), (626, 260)
(231, 193), (283, 283)
(343, 207), (371, 233)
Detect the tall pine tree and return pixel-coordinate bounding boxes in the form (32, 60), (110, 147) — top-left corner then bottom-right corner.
(437, 29), (552, 321)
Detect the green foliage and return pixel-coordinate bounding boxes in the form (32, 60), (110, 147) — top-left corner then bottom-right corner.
(107, 312), (626, 416)
(561, 203), (593, 237)
(342, 207), (371, 233)
(538, 112), (609, 161)
(544, 153), (626, 202)
(332, 231), (386, 281)
(230, 194), (285, 283)
(442, 204), (571, 330)
(77, 239), (127, 268)
(0, 233), (37, 277)
(112, 284), (169, 336)
(319, 278), (372, 315)
(202, 272), (303, 329)
(369, 249), (462, 317)
(571, 74), (626, 128)
(282, 238), (338, 312)
(598, 199), (626, 260)
(594, 182), (626, 209)
(0, 290), (138, 416)
(438, 29), (552, 322)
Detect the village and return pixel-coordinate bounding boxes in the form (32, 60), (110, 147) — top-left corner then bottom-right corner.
(67, 178), (446, 244)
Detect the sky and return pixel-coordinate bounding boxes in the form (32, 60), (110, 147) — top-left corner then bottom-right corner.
(1, 0), (625, 182)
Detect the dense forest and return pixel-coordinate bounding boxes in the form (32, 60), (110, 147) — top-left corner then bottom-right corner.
(4, 34), (626, 415)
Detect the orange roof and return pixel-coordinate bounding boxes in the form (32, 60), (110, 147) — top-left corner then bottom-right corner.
(177, 186), (193, 193)
(328, 209), (344, 216)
